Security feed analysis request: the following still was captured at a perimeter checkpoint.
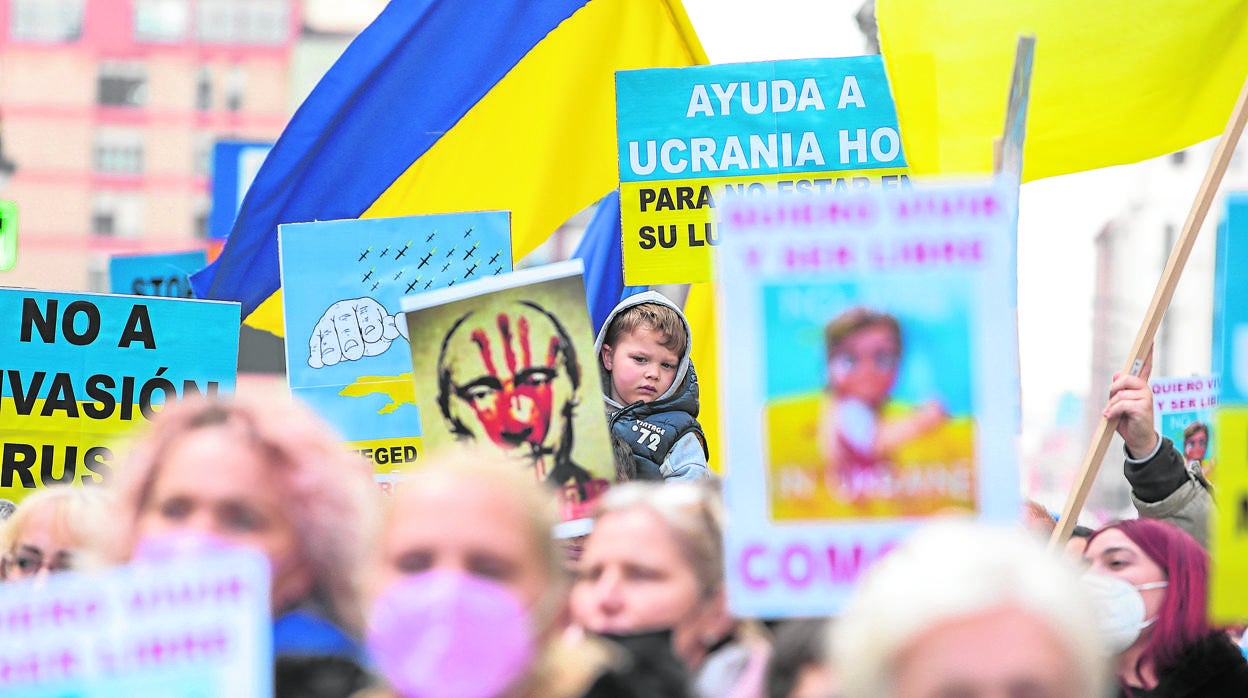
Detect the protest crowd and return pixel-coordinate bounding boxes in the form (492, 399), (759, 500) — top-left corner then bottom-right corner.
(4, 286), (1248, 698)
(3, 1), (1248, 698)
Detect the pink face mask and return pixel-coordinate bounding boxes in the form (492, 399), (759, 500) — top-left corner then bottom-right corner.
(131, 530), (237, 562)
(366, 569), (537, 698)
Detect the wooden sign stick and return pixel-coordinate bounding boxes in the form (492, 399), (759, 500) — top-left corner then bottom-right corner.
(1049, 74), (1248, 549)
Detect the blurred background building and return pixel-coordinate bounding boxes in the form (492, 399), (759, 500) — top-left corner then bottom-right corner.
(0, 0), (586, 295)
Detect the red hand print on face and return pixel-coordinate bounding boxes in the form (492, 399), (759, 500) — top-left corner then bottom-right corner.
(455, 312), (561, 452)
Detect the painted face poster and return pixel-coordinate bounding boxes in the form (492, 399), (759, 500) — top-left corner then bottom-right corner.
(279, 212), (513, 486)
(108, 250), (207, 298)
(1150, 374), (1218, 480)
(1, 289), (239, 503)
(717, 179), (1020, 617)
(0, 548), (270, 697)
(617, 55), (909, 286)
(1210, 191), (1248, 621)
(401, 260), (613, 522)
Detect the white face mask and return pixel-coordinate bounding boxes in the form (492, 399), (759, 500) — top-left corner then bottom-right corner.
(1081, 572), (1168, 654)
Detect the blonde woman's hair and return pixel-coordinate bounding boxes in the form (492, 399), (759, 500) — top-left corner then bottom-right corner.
(594, 481), (725, 597)
(1, 485), (111, 571)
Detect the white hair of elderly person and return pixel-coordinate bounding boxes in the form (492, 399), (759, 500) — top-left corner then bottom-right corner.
(831, 520), (1111, 698)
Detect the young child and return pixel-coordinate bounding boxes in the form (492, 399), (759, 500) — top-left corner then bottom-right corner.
(817, 307), (946, 497)
(594, 291), (712, 481)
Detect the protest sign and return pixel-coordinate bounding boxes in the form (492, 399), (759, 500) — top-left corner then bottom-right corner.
(1150, 374), (1218, 480)
(1210, 191), (1248, 620)
(401, 260), (613, 522)
(1, 290), (239, 503)
(108, 251), (208, 298)
(616, 56), (908, 285)
(0, 548), (270, 697)
(279, 212), (513, 487)
(717, 179), (1020, 617)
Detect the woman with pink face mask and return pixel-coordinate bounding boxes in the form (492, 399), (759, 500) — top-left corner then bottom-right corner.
(1082, 518), (1248, 696)
(360, 447), (692, 698)
(106, 388), (378, 678)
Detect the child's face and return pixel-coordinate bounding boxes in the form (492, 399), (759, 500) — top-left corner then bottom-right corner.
(828, 323), (900, 405)
(1184, 430), (1208, 461)
(602, 325), (680, 405)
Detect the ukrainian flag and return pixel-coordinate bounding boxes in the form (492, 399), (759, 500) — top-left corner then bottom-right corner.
(191, 0), (707, 335)
(876, 0), (1248, 182)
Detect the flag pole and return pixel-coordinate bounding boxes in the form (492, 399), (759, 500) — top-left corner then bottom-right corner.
(1049, 74), (1248, 549)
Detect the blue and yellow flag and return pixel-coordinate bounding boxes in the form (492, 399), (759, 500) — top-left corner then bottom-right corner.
(191, 0), (707, 334)
(876, 0), (1248, 182)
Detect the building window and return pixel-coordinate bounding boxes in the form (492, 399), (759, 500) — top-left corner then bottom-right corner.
(224, 65), (245, 112)
(92, 192), (144, 238)
(11, 0), (83, 42)
(196, 0), (290, 45)
(192, 203), (210, 239)
(93, 129), (145, 175)
(98, 62), (148, 108)
(192, 131), (213, 176)
(195, 66), (213, 110)
(134, 0), (189, 43)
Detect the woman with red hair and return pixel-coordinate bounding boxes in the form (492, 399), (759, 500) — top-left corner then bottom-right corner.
(1083, 517), (1248, 696)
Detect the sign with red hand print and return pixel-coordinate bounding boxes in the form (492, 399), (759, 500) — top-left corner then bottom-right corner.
(403, 261), (614, 521)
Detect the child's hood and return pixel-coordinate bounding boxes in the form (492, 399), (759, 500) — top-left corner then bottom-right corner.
(594, 290), (694, 407)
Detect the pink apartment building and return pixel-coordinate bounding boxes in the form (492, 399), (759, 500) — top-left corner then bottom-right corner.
(0, 0), (300, 291)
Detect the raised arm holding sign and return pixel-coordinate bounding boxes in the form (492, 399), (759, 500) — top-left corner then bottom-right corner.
(1049, 74), (1248, 548)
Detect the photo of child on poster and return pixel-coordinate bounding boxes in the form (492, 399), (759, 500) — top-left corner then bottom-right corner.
(403, 263), (615, 521)
(763, 284), (977, 520)
(1152, 374), (1218, 481)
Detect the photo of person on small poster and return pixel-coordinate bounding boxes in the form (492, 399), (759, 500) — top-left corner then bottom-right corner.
(763, 283), (977, 520)
(402, 261), (614, 521)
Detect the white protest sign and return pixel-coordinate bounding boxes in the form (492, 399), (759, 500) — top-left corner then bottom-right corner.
(0, 548), (271, 697)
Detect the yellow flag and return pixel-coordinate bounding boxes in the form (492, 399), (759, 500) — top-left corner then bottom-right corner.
(877, 0), (1248, 181)
(685, 282), (721, 472)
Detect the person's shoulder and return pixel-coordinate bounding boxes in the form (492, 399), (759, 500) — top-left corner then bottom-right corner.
(1160, 632), (1248, 694)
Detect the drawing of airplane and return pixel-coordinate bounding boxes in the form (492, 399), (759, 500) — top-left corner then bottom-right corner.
(417, 249), (434, 269)
(361, 267), (375, 282)
(441, 262), (451, 272)
(488, 250), (501, 265)
(464, 262), (478, 278)
(463, 226), (474, 238)
(463, 242), (479, 260)
(405, 279), (419, 293)
(394, 270), (404, 280)
(394, 241), (412, 259)
(379, 246), (390, 258)
(426, 231), (437, 243)
(445, 246), (456, 258)
(358, 247), (372, 261)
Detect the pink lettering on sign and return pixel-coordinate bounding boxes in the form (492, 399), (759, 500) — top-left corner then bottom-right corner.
(729, 198), (878, 231)
(868, 238), (983, 270)
(783, 244), (855, 272)
(892, 192), (1003, 222)
(738, 539), (897, 591)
